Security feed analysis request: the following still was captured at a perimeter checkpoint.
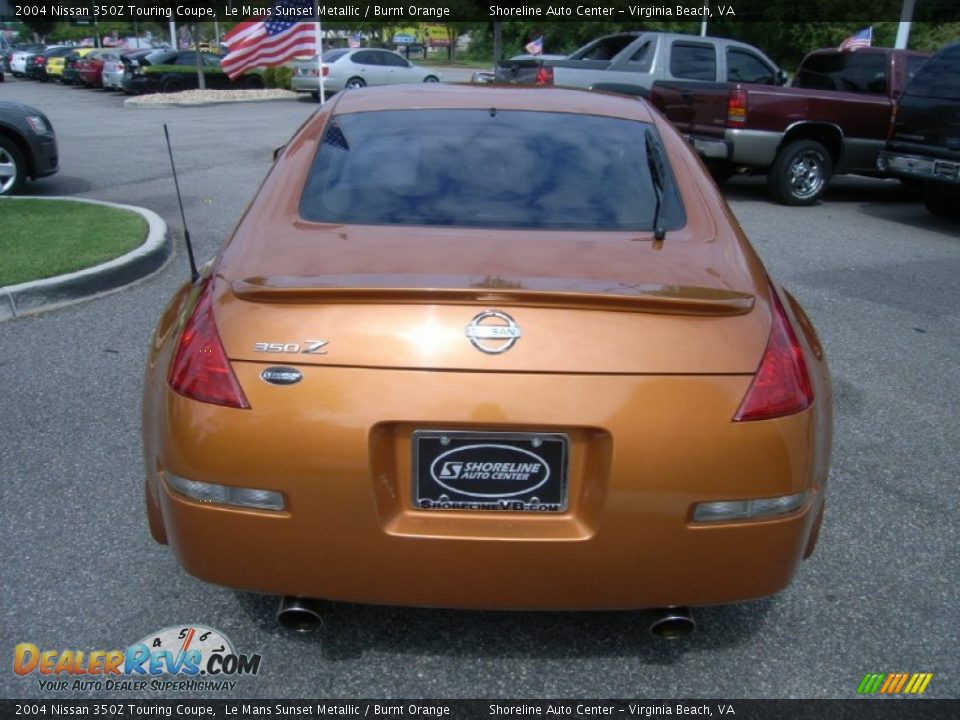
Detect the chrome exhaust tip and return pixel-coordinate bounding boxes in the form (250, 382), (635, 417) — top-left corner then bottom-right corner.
(276, 596), (327, 633)
(649, 607), (696, 639)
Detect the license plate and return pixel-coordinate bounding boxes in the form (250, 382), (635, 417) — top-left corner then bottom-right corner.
(412, 431), (568, 513)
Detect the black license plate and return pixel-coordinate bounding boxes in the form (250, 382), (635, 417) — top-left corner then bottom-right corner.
(412, 431), (568, 513)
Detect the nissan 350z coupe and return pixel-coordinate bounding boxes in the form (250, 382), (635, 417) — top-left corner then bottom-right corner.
(142, 84), (832, 637)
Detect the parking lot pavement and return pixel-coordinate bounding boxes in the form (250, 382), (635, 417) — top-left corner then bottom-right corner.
(1, 77), (958, 700)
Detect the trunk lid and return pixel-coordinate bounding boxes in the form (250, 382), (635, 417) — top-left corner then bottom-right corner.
(214, 226), (769, 375)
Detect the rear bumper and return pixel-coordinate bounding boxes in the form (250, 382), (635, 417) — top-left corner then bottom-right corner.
(145, 366), (829, 610)
(683, 129), (782, 168)
(878, 151), (960, 185)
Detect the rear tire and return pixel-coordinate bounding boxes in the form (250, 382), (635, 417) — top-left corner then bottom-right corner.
(345, 77), (365, 90)
(0, 136), (27, 196)
(423, 75), (439, 83)
(768, 140), (832, 206)
(922, 184), (959, 219)
(161, 77), (184, 93)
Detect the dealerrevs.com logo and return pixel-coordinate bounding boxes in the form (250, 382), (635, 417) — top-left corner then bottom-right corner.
(13, 625), (261, 692)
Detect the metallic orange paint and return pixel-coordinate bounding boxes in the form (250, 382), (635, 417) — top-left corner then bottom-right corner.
(142, 85), (831, 611)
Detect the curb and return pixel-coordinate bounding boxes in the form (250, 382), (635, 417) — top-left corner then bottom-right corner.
(124, 91), (301, 108)
(0, 197), (170, 321)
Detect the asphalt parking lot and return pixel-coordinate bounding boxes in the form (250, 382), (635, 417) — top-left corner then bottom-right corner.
(1, 76), (957, 700)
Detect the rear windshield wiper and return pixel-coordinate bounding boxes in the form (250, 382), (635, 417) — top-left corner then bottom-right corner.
(645, 129), (667, 242)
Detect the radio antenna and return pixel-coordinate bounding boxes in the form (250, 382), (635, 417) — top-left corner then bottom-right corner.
(163, 124), (200, 283)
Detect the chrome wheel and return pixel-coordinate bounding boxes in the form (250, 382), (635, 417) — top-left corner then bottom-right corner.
(345, 77), (365, 90)
(768, 139), (833, 206)
(0, 138), (26, 195)
(787, 151), (827, 201)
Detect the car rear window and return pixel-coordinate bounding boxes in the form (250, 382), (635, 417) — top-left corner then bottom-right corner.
(903, 45), (960, 100)
(299, 109), (685, 231)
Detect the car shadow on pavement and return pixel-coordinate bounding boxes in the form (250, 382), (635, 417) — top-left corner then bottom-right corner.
(233, 591), (774, 661)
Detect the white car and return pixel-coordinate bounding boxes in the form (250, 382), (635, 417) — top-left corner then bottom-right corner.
(291, 48), (440, 100)
(10, 49), (39, 76)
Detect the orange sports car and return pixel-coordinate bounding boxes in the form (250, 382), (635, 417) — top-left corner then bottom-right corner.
(142, 84), (832, 638)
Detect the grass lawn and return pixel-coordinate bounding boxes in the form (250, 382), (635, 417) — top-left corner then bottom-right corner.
(0, 199), (147, 287)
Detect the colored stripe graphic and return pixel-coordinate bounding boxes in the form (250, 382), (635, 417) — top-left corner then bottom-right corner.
(858, 672), (932, 694)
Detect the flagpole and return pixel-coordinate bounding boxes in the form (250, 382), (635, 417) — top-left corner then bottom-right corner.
(314, 2), (325, 104)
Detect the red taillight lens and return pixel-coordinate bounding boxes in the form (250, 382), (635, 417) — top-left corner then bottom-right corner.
(734, 288), (813, 422)
(168, 277), (250, 409)
(534, 66), (554, 85)
(322, 65), (329, 77)
(726, 88), (748, 126)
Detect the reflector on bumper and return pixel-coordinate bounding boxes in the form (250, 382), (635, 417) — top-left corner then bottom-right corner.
(164, 472), (286, 511)
(692, 490), (808, 523)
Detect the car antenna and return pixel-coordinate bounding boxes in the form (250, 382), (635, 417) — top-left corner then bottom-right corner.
(163, 123), (200, 283)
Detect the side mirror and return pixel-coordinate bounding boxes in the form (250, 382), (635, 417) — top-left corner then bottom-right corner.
(777, 69), (788, 86)
(273, 145), (286, 161)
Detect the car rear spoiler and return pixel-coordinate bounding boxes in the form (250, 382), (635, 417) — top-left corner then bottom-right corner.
(230, 276), (755, 316)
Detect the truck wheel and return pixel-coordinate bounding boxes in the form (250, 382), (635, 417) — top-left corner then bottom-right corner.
(922, 185), (959, 219)
(768, 140), (832, 206)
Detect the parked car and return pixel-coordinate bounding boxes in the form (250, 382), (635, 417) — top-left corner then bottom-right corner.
(650, 47), (931, 204)
(60, 48), (96, 85)
(495, 31), (785, 96)
(878, 42), (960, 218)
(290, 48), (440, 99)
(8, 44), (46, 77)
(141, 85), (831, 636)
(24, 46), (72, 82)
(45, 46), (82, 82)
(123, 49), (264, 94)
(102, 50), (147, 90)
(78, 48), (119, 88)
(0, 100), (59, 195)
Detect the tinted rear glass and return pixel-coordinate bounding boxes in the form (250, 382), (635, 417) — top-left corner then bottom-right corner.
(299, 110), (685, 231)
(795, 52), (888, 93)
(904, 45), (960, 100)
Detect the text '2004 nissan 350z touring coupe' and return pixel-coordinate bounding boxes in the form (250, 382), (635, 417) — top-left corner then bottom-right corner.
(142, 84), (832, 638)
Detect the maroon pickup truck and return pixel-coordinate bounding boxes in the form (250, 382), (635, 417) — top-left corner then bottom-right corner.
(650, 47), (930, 204)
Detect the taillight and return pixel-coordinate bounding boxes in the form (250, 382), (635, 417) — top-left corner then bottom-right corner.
(733, 288), (813, 422)
(168, 277), (250, 409)
(726, 88), (748, 126)
(322, 65), (329, 77)
(534, 66), (553, 85)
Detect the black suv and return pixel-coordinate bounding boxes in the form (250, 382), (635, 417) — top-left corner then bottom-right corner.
(879, 43), (960, 218)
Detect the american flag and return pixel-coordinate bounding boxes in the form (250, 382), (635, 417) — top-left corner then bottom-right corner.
(525, 37), (543, 56)
(222, 0), (316, 80)
(839, 27), (872, 51)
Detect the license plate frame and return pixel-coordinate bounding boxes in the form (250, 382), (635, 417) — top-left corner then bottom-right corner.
(412, 430), (569, 513)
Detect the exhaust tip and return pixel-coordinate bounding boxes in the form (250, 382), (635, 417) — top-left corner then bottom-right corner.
(649, 607), (696, 640)
(276, 596), (326, 633)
